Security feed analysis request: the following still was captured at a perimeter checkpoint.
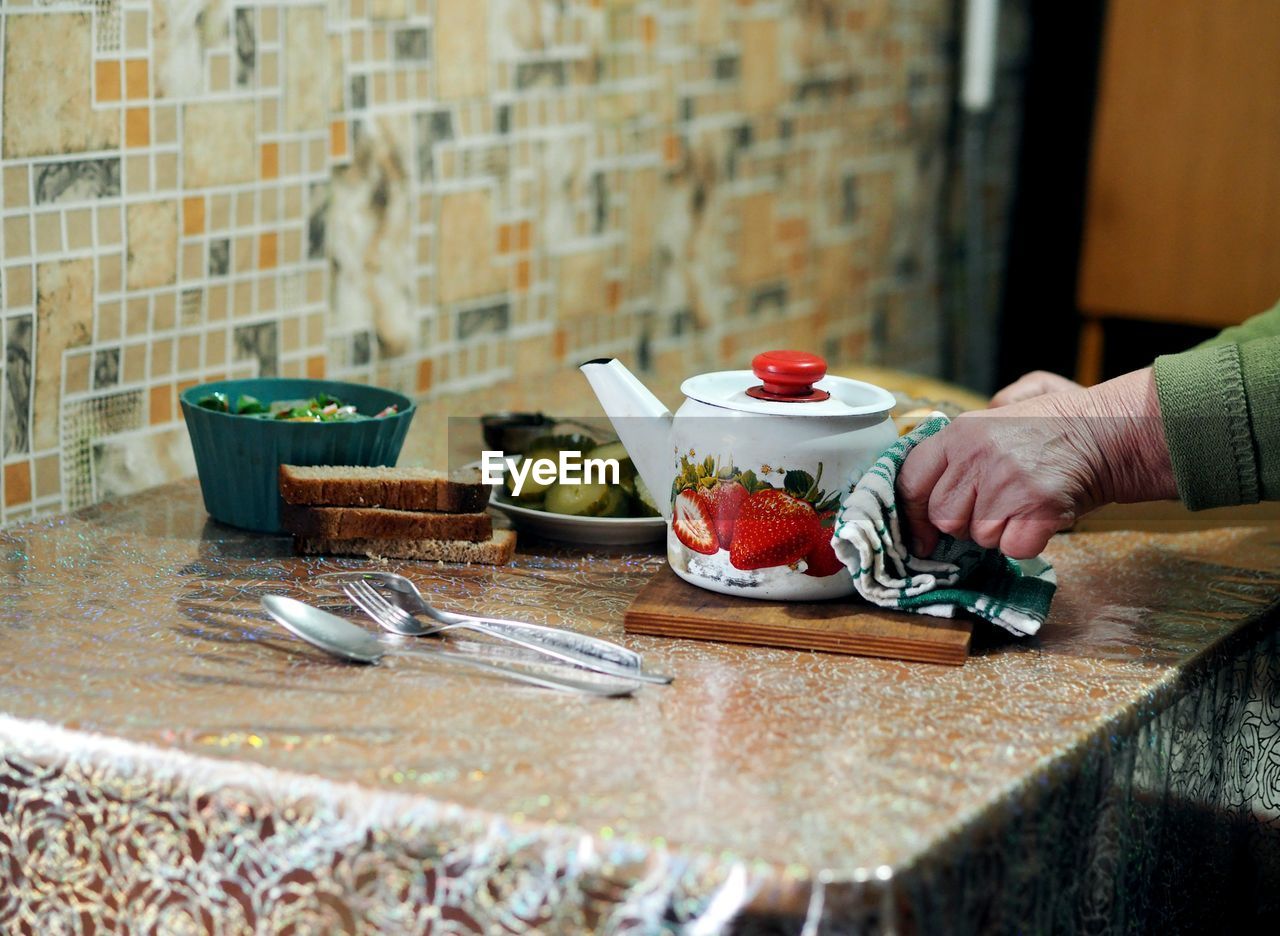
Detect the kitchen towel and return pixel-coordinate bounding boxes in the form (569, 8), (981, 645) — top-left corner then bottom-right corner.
(831, 414), (1057, 636)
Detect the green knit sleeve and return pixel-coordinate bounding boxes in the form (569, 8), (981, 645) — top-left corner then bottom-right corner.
(1195, 298), (1280, 349)
(1153, 335), (1280, 509)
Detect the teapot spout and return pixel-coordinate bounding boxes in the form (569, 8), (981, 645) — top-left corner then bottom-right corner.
(579, 358), (675, 518)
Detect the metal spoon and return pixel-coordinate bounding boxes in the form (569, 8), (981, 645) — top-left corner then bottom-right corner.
(314, 570), (669, 681)
(260, 595), (638, 697)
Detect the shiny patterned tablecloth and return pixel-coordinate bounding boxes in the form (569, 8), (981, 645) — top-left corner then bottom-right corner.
(1, 481), (1278, 933)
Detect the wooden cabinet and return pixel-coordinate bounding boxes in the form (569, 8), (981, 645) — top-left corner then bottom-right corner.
(1076, 0), (1280, 383)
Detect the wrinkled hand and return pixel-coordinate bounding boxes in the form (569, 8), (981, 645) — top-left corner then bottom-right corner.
(989, 370), (1083, 408)
(897, 369), (1176, 560)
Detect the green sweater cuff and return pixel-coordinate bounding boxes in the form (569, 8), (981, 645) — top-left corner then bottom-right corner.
(1154, 344), (1258, 510)
(1238, 338), (1280, 501)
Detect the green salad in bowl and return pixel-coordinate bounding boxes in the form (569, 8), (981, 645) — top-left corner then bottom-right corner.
(195, 390), (400, 422)
(181, 378), (414, 532)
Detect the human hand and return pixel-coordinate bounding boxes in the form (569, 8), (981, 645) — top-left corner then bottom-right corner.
(897, 369), (1176, 559)
(989, 371), (1083, 408)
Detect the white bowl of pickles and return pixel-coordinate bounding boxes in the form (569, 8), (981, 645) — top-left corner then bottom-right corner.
(485, 432), (667, 546)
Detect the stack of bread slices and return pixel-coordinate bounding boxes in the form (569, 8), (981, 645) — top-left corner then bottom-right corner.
(278, 465), (516, 565)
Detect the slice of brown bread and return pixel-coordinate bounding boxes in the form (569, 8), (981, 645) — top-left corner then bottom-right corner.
(278, 465), (490, 512)
(281, 504), (492, 541)
(294, 529), (517, 565)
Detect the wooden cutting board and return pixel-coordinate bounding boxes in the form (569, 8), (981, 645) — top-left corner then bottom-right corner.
(624, 567), (972, 665)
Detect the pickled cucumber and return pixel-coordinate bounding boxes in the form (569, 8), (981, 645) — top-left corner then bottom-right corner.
(502, 456), (548, 502)
(503, 433), (658, 519)
(600, 486), (629, 516)
(586, 440), (635, 491)
(508, 447), (563, 499)
(544, 481), (628, 518)
(632, 474), (661, 517)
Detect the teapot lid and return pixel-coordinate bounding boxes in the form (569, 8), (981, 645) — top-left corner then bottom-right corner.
(681, 351), (896, 417)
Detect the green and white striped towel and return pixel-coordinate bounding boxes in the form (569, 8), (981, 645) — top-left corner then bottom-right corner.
(831, 414), (1056, 637)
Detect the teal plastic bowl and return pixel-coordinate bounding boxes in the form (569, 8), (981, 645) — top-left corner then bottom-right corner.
(180, 378), (415, 533)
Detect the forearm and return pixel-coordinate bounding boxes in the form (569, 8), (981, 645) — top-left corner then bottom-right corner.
(1043, 368), (1178, 505)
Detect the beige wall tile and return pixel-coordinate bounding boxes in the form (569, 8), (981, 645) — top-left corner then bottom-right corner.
(259, 276), (278, 311)
(34, 454), (60, 499)
(261, 98), (280, 133)
(306, 270), (324, 303)
(3, 14), (120, 158)
(205, 329), (228, 366)
(259, 52), (279, 88)
(184, 102), (256, 187)
(306, 312), (325, 345)
(210, 195), (232, 231)
(626, 168), (657, 273)
(177, 334), (201, 372)
(96, 301), (123, 342)
(558, 248), (607, 321)
(736, 191), (783, 284)
(65, 351), (92, 395)
(182, 243), (204, 280)
(153, 292), (176, 330)
(4, 166), (30, 209)
(329, 35), (346, 112)
(741, 19), (783, 114)
(282, 316), (300, 352)
(97, 206), (122, 245)
(98, 253), (123, 294)
(235, 193), (255, 228)
(125, 154), (151, 194)
(694, 0), (726, 45)
(125, 10), (148, 51)
(123, 343), (147, 383)
(210, 53), (231, 92)
(234, 236), (253, 272)
(284, 143), (303, 177)
(126, 297), (149, 335)
(66, 209), (94, 251)
(261, 8), (279, 43)
(207, 285), (228, 320)
(4, 217), (31, 258)
(285, 8), (328, 131)
(370, 0), (408, 19)
(150, 338), (174, 377)
(435, 1), (488, 100)
(307, 138), (326, 173)
(155, 153), (178, 190)
(155, 106), (178, 145)
(233, 281), (252, 315)
(126, 201), (179, 289)
(33, 260), (94, 449)
(34, 212), (62, 254)
(283, 186), (302, 219)
(4, 266), (33, 308)
(282, 229), (302, 265)
(438, 189), (503, 303)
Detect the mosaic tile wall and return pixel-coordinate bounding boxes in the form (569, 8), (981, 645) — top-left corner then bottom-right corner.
(0, 0), (961, 524)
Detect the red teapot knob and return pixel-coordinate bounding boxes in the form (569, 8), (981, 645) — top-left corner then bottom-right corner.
(747, 351), (830, 402)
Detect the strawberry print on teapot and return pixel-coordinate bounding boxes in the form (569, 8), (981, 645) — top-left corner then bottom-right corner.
(671, 455), (844, 576)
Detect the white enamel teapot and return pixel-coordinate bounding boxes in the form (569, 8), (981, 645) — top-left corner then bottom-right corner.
(581, 351), (896, 600)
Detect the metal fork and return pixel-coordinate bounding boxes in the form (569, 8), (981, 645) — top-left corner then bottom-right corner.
(316, 570), (649, 672)
(342, 580), (672, 685)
